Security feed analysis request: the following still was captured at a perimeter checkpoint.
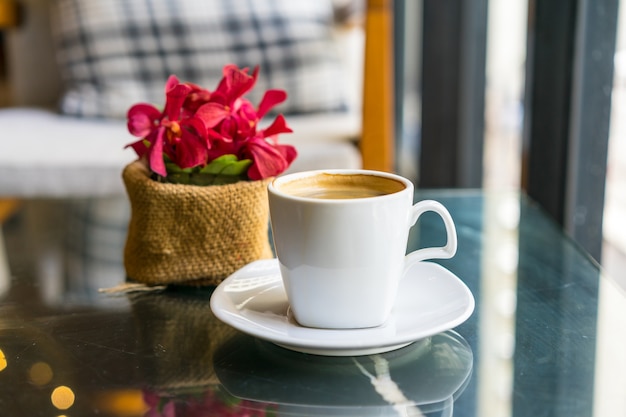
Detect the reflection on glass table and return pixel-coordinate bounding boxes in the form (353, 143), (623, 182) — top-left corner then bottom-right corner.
(138, 330), (472, 417)
(213, 331), (472, 416)
(0, 190), (625, 416)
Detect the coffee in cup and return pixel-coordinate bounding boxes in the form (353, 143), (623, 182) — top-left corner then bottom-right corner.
(268, 169), (457, 329)
(274, 172), (405, 199)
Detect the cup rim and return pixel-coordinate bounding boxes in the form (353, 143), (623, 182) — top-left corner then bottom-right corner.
(268, 169), (413, 203)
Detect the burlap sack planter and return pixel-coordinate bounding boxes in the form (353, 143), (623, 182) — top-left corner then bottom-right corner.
(122, 161), (273, 286)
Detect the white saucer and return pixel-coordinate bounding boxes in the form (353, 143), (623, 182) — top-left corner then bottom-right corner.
(210, 259), (475, 356)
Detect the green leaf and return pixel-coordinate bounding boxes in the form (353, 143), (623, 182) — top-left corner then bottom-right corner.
(221, 159), (252, 176)
(189, 173), (217, 186)
(165, 161), (193, 174)
(152, 154), (252, 186)
(166, 172), (191, 184)
(212, 174), (245, 185)
(200, 154), (239, 175)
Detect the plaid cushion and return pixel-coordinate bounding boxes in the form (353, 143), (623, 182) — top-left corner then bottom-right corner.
(51, 0), (348, 118)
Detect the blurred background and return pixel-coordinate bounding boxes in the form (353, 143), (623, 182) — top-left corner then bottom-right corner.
(0, 0), (623, 289)
(395, 0), (625, 290)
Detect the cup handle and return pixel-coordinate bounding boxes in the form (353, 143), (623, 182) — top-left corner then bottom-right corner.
(404, 200), (457, 274)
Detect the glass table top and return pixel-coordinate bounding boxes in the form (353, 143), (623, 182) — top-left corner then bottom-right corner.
(0, 190), (624, 416)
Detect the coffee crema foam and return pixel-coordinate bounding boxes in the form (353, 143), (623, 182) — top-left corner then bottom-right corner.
(277, 173), (406, 199)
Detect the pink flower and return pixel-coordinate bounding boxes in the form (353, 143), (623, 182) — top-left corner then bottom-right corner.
(195, 65), (270, 139)
(126, 76), (208, 177)
(126, 65), (296, 182)
(240, 115), (296, 180)
(182, 82), (212, 116)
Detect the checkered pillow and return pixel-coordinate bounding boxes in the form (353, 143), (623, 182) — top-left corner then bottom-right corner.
(51, 0), (348, 119)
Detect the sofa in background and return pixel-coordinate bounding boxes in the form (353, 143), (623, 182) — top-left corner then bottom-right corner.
(0, 0), (365, 197)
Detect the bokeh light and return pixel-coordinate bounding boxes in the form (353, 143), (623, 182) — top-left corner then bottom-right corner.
(51, 386), (75, 410)
(29, 362), (54, 386)
(0, 348), (6, 372)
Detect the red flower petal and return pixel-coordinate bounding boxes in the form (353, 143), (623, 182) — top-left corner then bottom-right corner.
(127, 103), (161, 137)
(165, 74), (180, 92)
(164, 77), (192, 121)
(172, 129), (209, 169)
(276, 143), (298, 165)
(183, 82), (212, 114)
(148, 128), (167, 176)
(207, 128), (230, 142)
(206, 139), (239, 161)
(241, 137), (291, 180)
(262, 114), (293, 138)
(238, 99), (258, 122)
(219, 117), (239, 139)
(124, 138), (149, 157)
(257, 90), (287, 119)
(219, 65), (259, 104)
(207, 90), (228, 106)
(195, 102), (230, 129)
(181, 116), (209, 143)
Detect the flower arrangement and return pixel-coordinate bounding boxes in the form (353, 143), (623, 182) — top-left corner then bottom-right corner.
(125, 64), (297, 185)
(121, 64), (287, 285)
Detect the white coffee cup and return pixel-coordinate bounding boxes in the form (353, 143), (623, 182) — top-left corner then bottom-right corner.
(268, 169), (457, 329)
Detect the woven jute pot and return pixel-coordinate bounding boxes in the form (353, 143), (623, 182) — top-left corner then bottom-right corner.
(122, 161), (273, 286)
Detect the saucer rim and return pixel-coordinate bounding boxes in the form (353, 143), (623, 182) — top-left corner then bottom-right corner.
(210, 259), (475, 356)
